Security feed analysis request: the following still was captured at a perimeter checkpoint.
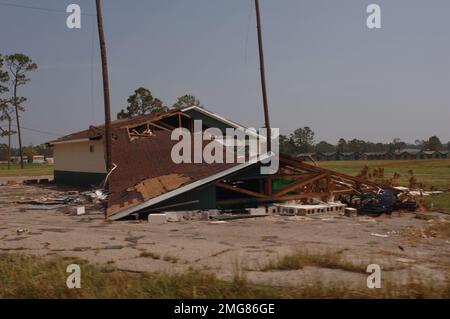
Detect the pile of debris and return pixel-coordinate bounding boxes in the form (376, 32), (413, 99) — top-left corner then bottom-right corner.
(341, 188), (422, 216)
(15, 189), (108, 214)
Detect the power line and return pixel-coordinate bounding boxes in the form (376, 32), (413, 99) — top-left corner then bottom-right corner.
(0, 1), (94, 16)
(9, 124), (63, 137)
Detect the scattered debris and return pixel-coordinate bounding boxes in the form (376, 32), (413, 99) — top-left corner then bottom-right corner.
(76, 207), (86, 216)
(345, 208), (358, 217)
(16, 228), (28, 235)
(371, 233), (390, 238)
(395, 258), (416, 264)
(211, 214), (267, 221)
(148, 213), (167, 225)
(261, 236), (279, 241)
(343, 188), (419, 216)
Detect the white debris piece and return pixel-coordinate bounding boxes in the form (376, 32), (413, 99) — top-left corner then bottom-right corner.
(76, 206), (86, 216)
(16, 228), (28, 235)
(148, 213), (167, 224)
(396, 258), (416, 264)
(249, 207), (267, 215)
(371, 233), (390, 238)
(393, 186), (443, 197)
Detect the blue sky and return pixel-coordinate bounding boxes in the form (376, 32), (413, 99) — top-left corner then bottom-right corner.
(1, 0), (449, 146)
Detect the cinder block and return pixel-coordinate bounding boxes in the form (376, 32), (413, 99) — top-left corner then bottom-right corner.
(200, 211), (210, 220)
(249, 207), (267, 215)
(148, 213), (167, 224)
(76, 206), (86, 216)
(345, 208), (358, 217)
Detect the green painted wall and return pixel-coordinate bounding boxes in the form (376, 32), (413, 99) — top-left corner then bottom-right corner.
(54, 170), (105, 187)
(150, 184), (217, 211)
(184, 109), (232, 133)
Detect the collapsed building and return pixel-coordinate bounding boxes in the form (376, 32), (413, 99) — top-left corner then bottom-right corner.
(48, 106), (384, 221)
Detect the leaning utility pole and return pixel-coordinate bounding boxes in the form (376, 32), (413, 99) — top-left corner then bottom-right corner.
(95, 0), (113, 175)
(13, 77), (24, 169)
(255, 0), (272, 153)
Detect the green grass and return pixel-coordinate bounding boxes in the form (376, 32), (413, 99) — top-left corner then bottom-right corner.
(0, 163), (53, 177)
(320, 159), (450, 191)
(424, 193), (450, 212)
(1, 254), (449, 299)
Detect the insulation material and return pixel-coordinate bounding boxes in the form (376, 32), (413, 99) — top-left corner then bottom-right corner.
(131, 174), (192, 201)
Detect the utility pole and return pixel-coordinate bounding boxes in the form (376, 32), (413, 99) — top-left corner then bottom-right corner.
(255, 0), (273, 199)
(255, 0), (271, 153)
(13, 76), (24, 169)
(95, 0), (113, 175)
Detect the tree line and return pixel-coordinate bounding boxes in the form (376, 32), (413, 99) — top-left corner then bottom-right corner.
(0, 143), (52, 162)
(0, 53), (37, 169)
(280, 127), (450, 156)
(117, 87), (203, 119)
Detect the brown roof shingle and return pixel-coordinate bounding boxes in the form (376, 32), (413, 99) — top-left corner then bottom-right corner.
(48, 109), (181, 144)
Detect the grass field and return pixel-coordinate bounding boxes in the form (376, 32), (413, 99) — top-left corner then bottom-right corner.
(320, 159), (450, 191)
(0, 163), (53, 177)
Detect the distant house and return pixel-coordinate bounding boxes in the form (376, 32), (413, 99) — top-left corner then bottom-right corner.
(362, 152), (389, 160)
(395, 149), (420, 160)
(340, 152), (360, 161)
(308, 148), (447, 162)
(317, 152), (339, 161)
(437, 151), (449, 159)
(28, 155), (45, 164)
(9, 156), (21, 163)
(419, 151), (435, 159)
(297, 153), (315, 161)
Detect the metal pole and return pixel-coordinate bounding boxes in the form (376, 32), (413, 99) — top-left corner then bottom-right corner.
(255, 0), (272, 153)
(255, 0), (273, 199)
(95, 0), (113, 174)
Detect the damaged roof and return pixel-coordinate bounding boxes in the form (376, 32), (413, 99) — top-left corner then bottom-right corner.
(48, 106), (253, 145)
(48, 109), (181, 145)
(106, 129), (265, 220)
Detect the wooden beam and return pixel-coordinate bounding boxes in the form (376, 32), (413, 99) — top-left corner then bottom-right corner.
(330, 189), (354, 194)
(216, 182), (266, 199)
(154, 121), (176, 130)
(147, 122), (171, 132)
(273, 173), (329, 197)
(226, 173), (316, 181)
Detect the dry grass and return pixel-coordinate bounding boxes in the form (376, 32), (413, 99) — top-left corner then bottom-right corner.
(139, 251), (161, 260)
(423, 221), (450, 239)
(162, 255), (179, 264)
(0, 254), (449, 299)
(261, 249), (368, 273)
